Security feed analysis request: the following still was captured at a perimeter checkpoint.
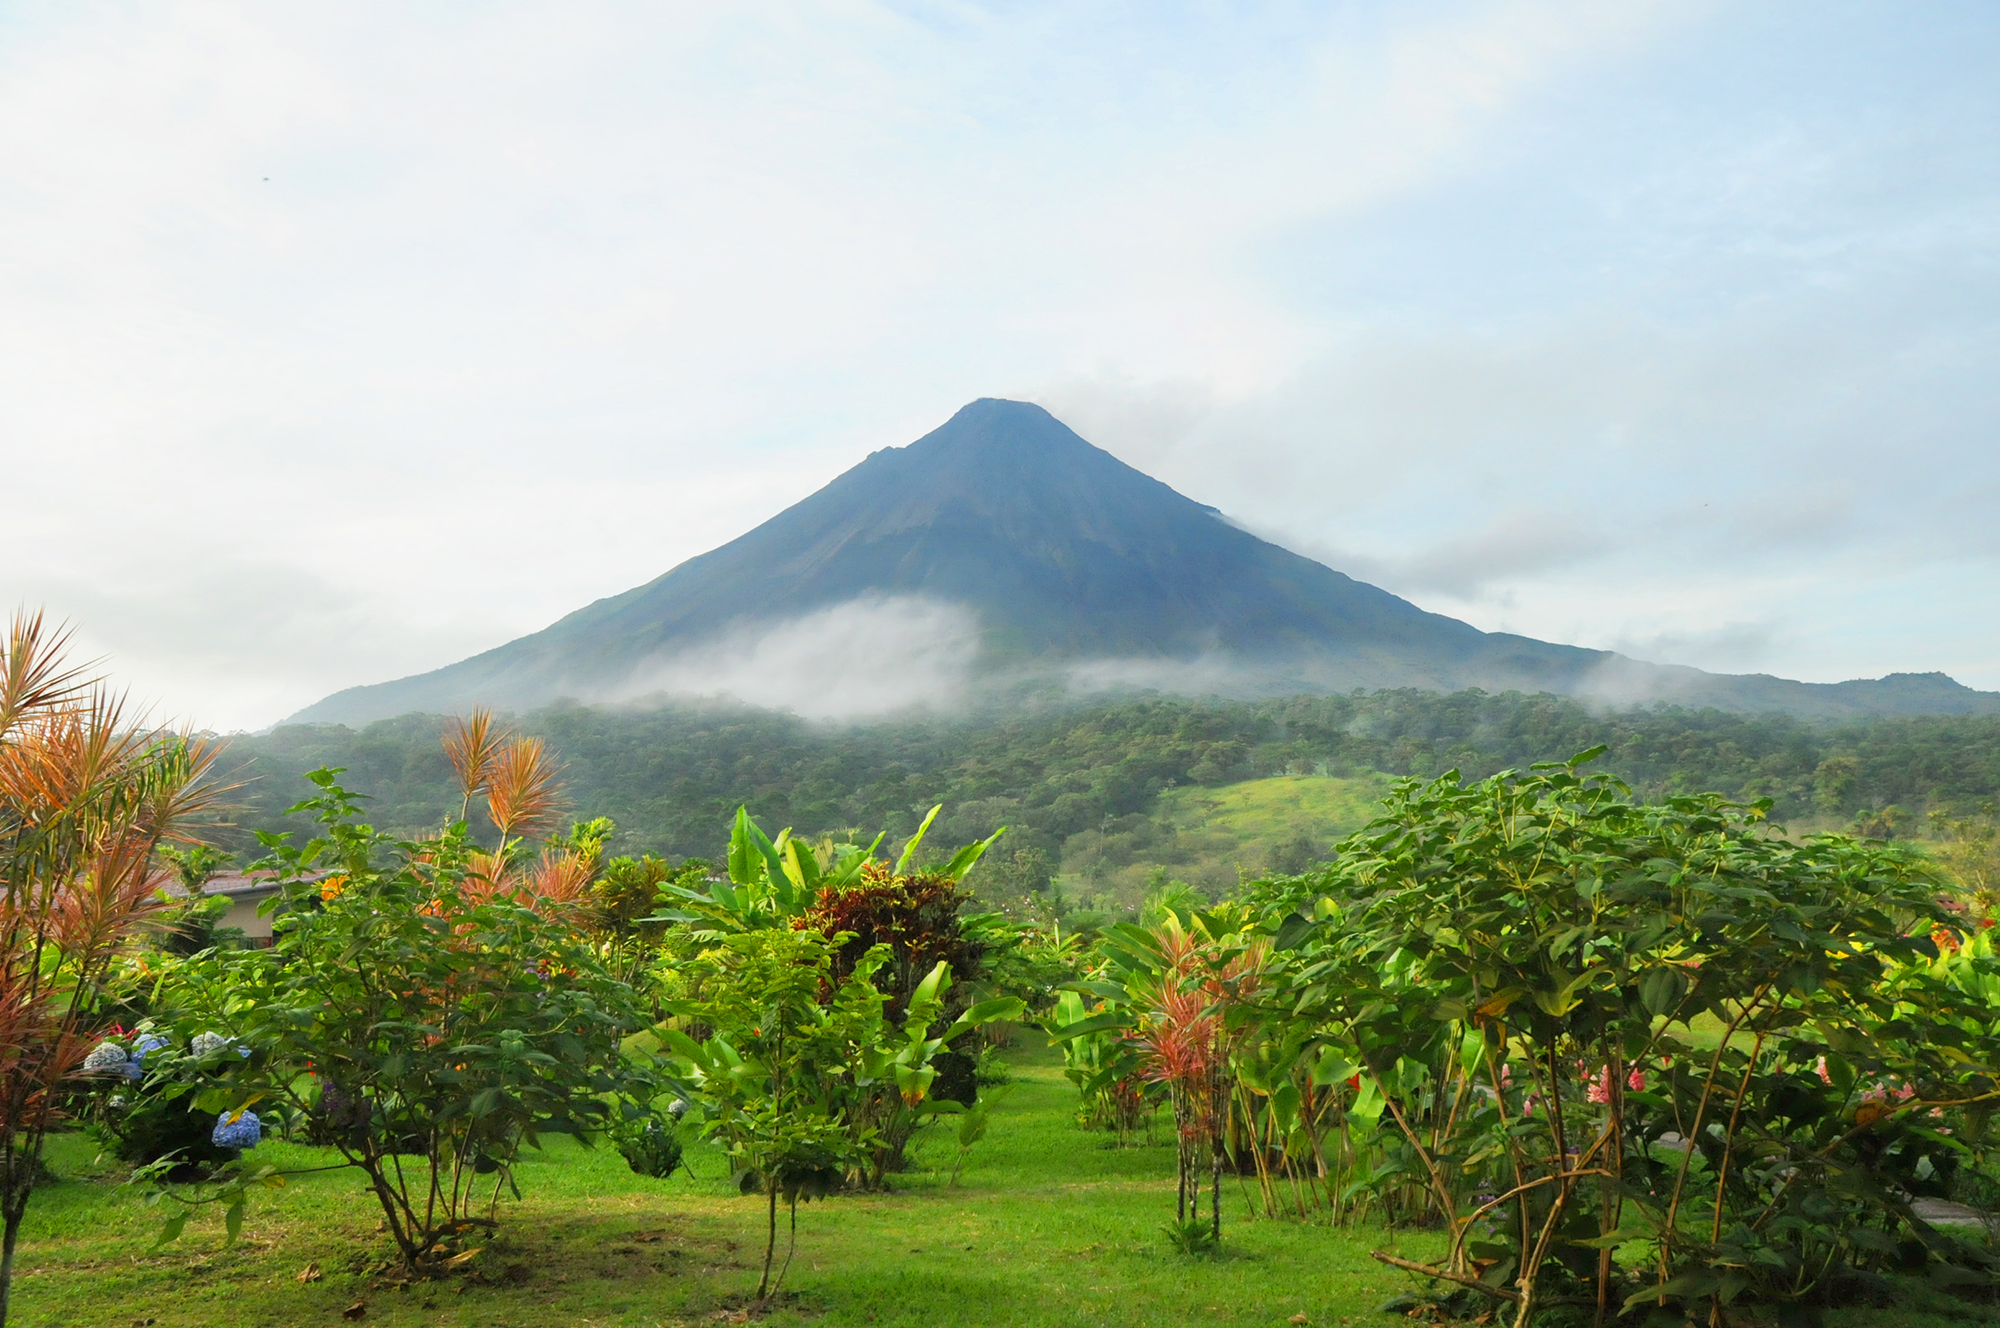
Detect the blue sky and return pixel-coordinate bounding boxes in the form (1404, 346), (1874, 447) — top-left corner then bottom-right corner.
(1, 1), (1995, 729)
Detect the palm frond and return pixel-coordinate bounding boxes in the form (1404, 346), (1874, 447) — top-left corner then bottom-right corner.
(522, 847), (594, 907)
(442, 709), (508, 809)
(0, 609), (96, 738)
(484, 737), (564, 841)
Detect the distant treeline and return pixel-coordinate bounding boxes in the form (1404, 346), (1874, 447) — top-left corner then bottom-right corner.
(212, 689), (2000, 884)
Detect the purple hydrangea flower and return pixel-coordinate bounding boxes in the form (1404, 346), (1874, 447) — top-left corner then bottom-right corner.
(212, 1110), (262, 1150)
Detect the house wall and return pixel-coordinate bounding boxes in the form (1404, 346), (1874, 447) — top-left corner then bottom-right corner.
(217, 892), (278, 944)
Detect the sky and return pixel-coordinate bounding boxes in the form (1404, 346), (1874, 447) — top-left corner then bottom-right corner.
(1, 1), (1995, 732)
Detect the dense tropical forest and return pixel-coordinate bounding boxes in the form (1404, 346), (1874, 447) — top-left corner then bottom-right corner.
(216, 687), (2000, 911)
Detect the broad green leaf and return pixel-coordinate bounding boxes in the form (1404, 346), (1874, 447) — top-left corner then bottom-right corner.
(896, 805), (943, 875)
(941, 827), (1005, 882)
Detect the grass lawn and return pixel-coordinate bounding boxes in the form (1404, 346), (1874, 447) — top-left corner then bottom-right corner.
(13, 1039), (1429, 1328)
(13, 1040), (1998, 1327)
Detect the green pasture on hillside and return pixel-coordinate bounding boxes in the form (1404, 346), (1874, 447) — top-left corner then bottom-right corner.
(15, 1041), (1993, 1328)
(1059, 774), (1393, 902)
(1156, 774), (1395, 859)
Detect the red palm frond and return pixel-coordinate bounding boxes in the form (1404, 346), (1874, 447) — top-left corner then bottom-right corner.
(0, 617), (230, 1169)
(0, 610), (95, 738)
(443, 709), (508, 809)
(51, 829), (174, 963)
(132, 731), (233, 846)
(484, 738), (563, 841)
(521, 848), (594, 908)
(463, 850), (512, 905)
(1135, 989), (1221, 1086)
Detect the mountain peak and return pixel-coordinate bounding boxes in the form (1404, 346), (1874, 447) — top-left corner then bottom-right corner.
(286, 401), (2000, 727)
(934, 397), (1103, 454)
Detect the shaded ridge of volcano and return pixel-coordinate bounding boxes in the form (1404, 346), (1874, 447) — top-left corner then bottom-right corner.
(289, 399), (1999, 726)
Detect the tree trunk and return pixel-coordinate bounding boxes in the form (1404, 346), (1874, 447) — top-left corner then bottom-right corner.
(1210, 1124), (1222, 1247)
(756, 1182), (778, 1301)
(1174, 1092), (1189, 1223)
(1, 1198), (26, 1328)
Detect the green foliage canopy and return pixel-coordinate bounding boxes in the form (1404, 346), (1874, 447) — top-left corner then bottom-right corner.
(215, 693), (2000, 904)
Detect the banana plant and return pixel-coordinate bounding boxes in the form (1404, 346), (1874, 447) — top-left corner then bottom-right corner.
(861, 958), (1024, 1107)
(652, 808), (874, 933)
(844, 952), (1023, 1185)
(654, 805), (1001, 936)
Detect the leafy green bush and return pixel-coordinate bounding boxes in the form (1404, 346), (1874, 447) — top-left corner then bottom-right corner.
(1280, 752), (2000, 1324)
(657, 807), (1027, 1306)
(82, 1029), (250, 1180)
(614, 1111), (685, 1180)
(159, 771), (651, 1269)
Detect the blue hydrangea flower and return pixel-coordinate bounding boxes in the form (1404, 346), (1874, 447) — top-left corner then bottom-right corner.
(212, 1110), (262, 1150)
(131, 1034), (167, 1067)
(191, 1032), (229, 1057)
(81, 1041), (128, 1075)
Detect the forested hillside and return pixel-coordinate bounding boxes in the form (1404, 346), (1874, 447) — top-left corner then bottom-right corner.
(216, 689), (2000, 906)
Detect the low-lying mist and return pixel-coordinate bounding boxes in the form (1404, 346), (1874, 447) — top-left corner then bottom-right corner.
(608, 594), (984, 720)
(602, 598), (1338, 724)
(586, 593), (1951, 731)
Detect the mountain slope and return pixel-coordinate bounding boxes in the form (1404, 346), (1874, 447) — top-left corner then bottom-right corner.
(290, 399), (2000, 726)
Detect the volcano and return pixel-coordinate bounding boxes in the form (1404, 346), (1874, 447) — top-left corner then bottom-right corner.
(289, 399), (1999, 726)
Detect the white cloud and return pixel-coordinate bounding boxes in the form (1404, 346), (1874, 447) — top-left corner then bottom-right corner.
(0, 1), (1994, 725)
(615, 595), (982, 719)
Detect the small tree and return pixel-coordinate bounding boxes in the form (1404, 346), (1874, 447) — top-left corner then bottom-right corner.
(666, 927), (856, 1304)
(658, 805), (1017, 1185)
(164, 770), (648, 1270)
(0, 613), (224, 1326)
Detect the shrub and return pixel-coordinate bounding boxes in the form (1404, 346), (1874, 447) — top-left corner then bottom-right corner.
(614, 1112), (685, 1180)
(161, 770), (651, 1270)
(664, 926), (1021, 1302)
(83, 1029), (255, 1180)
(799, 864), (984, 1024)
(1287, 753), (2000, 1324)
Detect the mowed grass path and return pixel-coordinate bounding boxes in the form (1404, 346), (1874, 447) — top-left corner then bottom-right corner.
(15, 1042), (1993, 1327)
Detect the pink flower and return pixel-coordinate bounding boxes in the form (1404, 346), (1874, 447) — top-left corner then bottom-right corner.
(1627, 1068), (1647, 1092)
(1816, 1056), (1833, 1085)
(1587, 1067), (1613, 1105)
